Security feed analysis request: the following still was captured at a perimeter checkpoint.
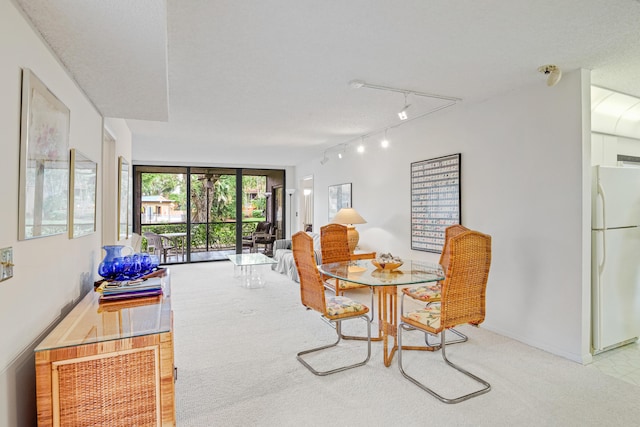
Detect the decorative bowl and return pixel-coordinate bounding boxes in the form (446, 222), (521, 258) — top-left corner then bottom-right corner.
(371, 260), (404, 271)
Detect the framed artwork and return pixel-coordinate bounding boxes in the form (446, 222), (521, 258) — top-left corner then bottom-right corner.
(411, 153), (461, 253)
(118, 156), (130, 240)
(328, 183), (352, 221)
(69, 149), (97, 238)
(18, 69), (70, 240)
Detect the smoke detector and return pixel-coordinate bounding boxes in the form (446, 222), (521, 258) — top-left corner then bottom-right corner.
(537, 64), (562, 87)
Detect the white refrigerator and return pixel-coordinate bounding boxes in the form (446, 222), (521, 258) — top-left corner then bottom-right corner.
(592, 165), (640, 354)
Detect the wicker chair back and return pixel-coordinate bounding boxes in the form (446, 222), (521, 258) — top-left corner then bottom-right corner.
(439, 224), (469, 270)
(292, 231), (327, 314)
(440, 230), (492, 329)
(320, 223), (351, 264)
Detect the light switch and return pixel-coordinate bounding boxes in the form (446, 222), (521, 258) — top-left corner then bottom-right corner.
(0, 247), (14, 282)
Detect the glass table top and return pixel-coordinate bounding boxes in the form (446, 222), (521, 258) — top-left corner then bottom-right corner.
(227, 253), (277, 266)
(35, 270), (172, 352)
(319, 259), (444, 287)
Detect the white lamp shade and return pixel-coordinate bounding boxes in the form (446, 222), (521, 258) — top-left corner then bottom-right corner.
(332, 208), (366, 225)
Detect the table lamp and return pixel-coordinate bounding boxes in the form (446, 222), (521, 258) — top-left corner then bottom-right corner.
(332, 207), (367, 253)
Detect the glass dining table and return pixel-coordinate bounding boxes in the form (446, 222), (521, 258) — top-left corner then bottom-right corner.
(319, 259), (444, 367)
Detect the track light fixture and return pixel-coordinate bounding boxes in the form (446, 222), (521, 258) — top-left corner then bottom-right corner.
(398, 93), (411, 120)
(381, 129), (390, 148)
(537, 64), (562, 87)
(318, 80), (463, 164)
(349, 79), (460, 122)
(348, 80), (461, 102)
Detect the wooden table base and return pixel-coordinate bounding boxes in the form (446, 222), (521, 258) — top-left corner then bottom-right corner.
(337, 286), (441, 365)
(378, 286), (440, 367)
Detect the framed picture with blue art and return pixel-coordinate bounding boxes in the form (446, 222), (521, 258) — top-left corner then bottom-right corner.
(18, 69), (70, 240)
(328, 183), (351, 221)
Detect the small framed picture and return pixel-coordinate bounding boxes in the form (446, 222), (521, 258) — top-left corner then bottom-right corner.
(69, 149), (97, 238)
(328, 183), (352, 221)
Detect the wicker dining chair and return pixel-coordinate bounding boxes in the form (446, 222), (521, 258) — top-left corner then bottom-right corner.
(320, 224), (376, 329)
(402, 224), (470, 346)
(398, 229), (492, 404)
(321, 224), (374, 291)
(292, 231), (371, 376)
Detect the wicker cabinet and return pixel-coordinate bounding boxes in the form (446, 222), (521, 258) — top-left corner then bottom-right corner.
(34, 271), (175, 426)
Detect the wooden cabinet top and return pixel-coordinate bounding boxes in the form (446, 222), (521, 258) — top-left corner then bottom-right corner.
(35, 269), (171, 352)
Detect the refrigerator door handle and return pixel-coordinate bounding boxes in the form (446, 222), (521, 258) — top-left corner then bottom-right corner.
(597, 181), (606, 274)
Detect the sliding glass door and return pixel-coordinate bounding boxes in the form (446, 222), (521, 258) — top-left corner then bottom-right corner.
(134, 165), (285, 264)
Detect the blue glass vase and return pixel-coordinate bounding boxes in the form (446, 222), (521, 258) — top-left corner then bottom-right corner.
(98, 245), (133, 280)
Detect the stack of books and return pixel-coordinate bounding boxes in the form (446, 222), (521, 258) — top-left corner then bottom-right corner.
(96, 276), (164, 301)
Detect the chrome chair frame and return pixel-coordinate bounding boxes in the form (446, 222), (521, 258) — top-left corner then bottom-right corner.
(297, 312), (372, 376)
(424, 327), (468, 347)
(398, 324), (491, 404)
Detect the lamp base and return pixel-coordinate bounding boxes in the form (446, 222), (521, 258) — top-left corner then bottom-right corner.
(346, 226), (359, 253)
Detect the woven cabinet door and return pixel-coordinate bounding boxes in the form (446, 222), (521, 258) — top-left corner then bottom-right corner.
(52, 347), (160, 427)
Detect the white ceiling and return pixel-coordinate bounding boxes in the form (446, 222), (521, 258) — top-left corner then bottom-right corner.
(14, 0), (640, 166)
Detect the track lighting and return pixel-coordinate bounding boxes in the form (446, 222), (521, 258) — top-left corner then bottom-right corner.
(537, 64), (562, 87)
(381, 129), (389, 148)
(348, 79), (461, 102)
(317, 80), (463, 162)
(398, 93), (411, 120)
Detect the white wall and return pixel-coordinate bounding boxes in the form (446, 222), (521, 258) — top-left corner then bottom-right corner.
(0, 2), (131, 425)
(297, 70), (591, 364)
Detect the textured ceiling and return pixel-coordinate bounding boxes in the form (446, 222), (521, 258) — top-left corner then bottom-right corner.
(14, 0), (640, 166)
(16, 0), (168, 121)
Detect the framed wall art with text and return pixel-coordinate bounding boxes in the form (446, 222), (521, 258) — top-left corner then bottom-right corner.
(411, 153), (461, 253)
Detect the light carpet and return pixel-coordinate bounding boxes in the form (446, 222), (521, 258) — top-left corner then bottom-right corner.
(170, 262), (640, 426)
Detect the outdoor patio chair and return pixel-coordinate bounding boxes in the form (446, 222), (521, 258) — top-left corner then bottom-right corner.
(143, 232), (175, 264)
(242, 221), (273, 253)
